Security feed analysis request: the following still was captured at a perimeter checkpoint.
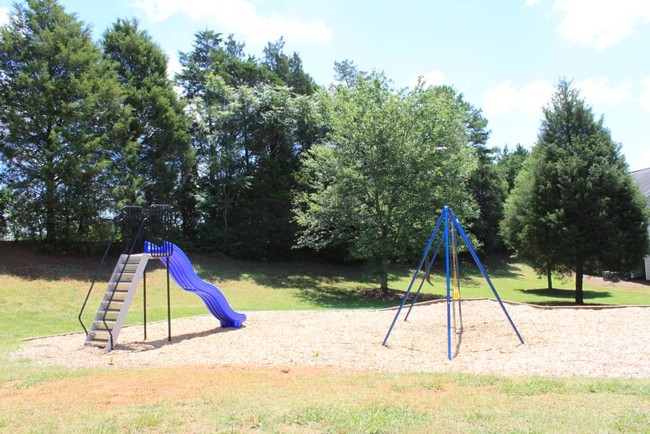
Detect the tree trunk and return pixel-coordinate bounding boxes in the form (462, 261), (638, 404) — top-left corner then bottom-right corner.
(377, 257), (389, 295)
(44, 163), (57, 242)
(546, 265), (553, 290)
(380, 271), (389, 296)
(575, 262), (584, 305)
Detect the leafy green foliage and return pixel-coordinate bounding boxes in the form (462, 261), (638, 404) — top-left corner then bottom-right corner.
(496, 144), (530, 194)
(294, 71), (480, 290)
(177, 31), (324, 258)
(501, 79), (649, 303)
(102, 18), (195, 235)
(468, 146), (507, 252)
(0, 0), (129, 244)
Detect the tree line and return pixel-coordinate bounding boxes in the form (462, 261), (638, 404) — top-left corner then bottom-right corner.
(1, 1), (647, 303)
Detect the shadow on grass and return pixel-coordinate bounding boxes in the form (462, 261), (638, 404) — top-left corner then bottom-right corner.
(291, 285), (446, 310)
(517, 287), (613, 306)
(468, 253), (525, 279)
(0, 242), (170, 282)
(417, 253), (525, 286)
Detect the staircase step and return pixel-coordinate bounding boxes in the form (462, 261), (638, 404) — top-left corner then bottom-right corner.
(89, 330), (111, 339)
(87, 330), (110, 340)
(107, 282), (132, 290)
(85, 252), (149, 351)
(105, 292), (128, 302)
(110, 272), (136, 280)
(96, 308), (121, 317)
(92, 319), (116, 330)
(120, 257), (144, 265)
(86, 339), (108, 348)
(99, 306), (124, 315)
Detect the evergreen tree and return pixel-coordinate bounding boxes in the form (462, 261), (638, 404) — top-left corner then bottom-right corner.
(468, 145), (507, 252)
(102, 18), (195, 235)
(262, 38), (318, 95)
(0, 0), (129, 244)
(0, 186), (8, 238)
(501, 79), (649, 304)
(497, 144), (530, 193)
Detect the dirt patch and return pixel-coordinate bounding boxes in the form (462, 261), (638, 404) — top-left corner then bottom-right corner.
(12, 300), (650, 379)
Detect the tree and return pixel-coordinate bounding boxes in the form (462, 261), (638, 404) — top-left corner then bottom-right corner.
(0, 0), (129, 244)
(176, 31), (258, 247)
(102, 18), (195, 234)
(177, 31), (325, 257)
(262, 38), (317, 95)
(497, 144), (530, 194)
(0, 186), (8, 238)
(501, 79), (649, 304)
(294, 72), (479, 293)
(468, 145), (507, 252)
(500, 163), (566, 289)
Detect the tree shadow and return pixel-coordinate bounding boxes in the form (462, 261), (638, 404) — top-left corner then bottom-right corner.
(517, 287), (613, 305)
(417, 253), (525, 285)
(287, 283), (443, 309)
(0, 241), (168, 282)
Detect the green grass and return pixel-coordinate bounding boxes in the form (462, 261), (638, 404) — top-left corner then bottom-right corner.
(1, 243), (649, 432)
(388, 256), (650, 306)
(1, 368), (648, 433)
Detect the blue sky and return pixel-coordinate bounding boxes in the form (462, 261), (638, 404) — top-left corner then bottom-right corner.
(1, 0), (649, 170)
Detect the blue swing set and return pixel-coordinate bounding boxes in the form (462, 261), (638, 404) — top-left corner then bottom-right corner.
(382, 206), (525, 360)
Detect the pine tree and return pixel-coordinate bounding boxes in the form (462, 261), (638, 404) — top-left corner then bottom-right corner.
(102, 18), (195, 234)
(0, 0), (129, 244)
(501, 79), (649, 304)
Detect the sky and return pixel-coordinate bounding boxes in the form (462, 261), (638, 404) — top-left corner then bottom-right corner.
(1, 0), (649, 171)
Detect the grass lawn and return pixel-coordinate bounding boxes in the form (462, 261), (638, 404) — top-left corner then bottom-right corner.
(1, 242), (649, 432)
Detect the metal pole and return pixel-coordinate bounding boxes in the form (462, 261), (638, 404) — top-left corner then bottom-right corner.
(445, 207), (452, 360)
(167, 260), (171, 342)
(449, 209), (524, 345)
(452, 221), (463, 332)
(382, 210), (445, 346)
(404, 234), (444, 321)
(143, 269), (147, 341)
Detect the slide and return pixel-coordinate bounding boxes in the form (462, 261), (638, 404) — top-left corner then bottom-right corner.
(144, 241), (246, 328)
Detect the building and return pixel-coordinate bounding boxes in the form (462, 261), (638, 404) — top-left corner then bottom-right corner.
(631, 167), (650, 280)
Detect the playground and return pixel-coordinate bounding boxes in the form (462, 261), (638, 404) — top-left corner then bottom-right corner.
(3, 223), (650, 432)
(12, 205), (650, 378)
(14, 299), (650, 378)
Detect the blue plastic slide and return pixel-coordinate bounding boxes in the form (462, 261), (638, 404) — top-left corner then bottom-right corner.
(144, 241), (246, 328)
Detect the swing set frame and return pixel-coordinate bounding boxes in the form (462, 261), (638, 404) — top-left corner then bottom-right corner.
(382, 206), (525, 360)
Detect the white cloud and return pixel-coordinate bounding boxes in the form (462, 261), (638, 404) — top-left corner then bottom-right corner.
(640, 77), (650, 113)
(527, 0), (650, 50)
(483, 80), (555, 116)
(0, 6), (10, 27)
(134, 0), (331, 45)
(165, 50), (182, 79)
(575, 78), (630, 106)
(409, 70), (445, 88)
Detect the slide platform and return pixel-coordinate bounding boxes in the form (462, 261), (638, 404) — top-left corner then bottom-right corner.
(144, 241), (246, 328)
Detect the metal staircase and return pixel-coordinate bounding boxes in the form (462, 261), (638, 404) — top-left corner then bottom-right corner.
(85, 253), (150, 350)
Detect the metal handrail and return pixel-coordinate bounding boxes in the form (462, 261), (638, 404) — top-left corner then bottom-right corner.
(79, 204), (175, 349)
(101, 213), (149, 349)
(78, 211), (128, 337)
